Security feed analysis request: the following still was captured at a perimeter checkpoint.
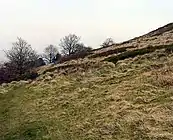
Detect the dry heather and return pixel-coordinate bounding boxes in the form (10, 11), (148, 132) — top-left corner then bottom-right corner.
(0, 49), (173, 140)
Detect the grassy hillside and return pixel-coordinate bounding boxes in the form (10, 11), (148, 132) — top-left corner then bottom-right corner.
(1, 48), (173, 140)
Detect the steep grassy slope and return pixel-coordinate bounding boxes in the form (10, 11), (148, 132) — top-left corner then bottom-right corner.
(0, 49), (173, 140)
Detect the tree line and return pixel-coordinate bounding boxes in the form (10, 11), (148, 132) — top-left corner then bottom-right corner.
(0, 34), (115, 84)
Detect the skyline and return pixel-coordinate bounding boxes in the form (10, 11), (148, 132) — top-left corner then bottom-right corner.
(0, 0), (173, 61)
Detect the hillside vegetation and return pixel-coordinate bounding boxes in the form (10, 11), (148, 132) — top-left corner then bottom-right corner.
(1, 23), (173, 140)
(1, 47), (173, 139)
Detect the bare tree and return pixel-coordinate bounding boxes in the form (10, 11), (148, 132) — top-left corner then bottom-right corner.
(5, 37), (38, 75)
(43, 45), (59, 63)
(59, 34), (81, 56)
(101, 38), (115, 48)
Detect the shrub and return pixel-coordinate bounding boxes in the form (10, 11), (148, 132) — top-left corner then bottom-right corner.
(0, 62), (39, 84)
(20, 71), (39, 80)
(0, 62), (18, 84)
(59, 49), (92, 63)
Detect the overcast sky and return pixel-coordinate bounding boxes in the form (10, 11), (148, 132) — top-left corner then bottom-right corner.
(0, 0), (173, 61)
